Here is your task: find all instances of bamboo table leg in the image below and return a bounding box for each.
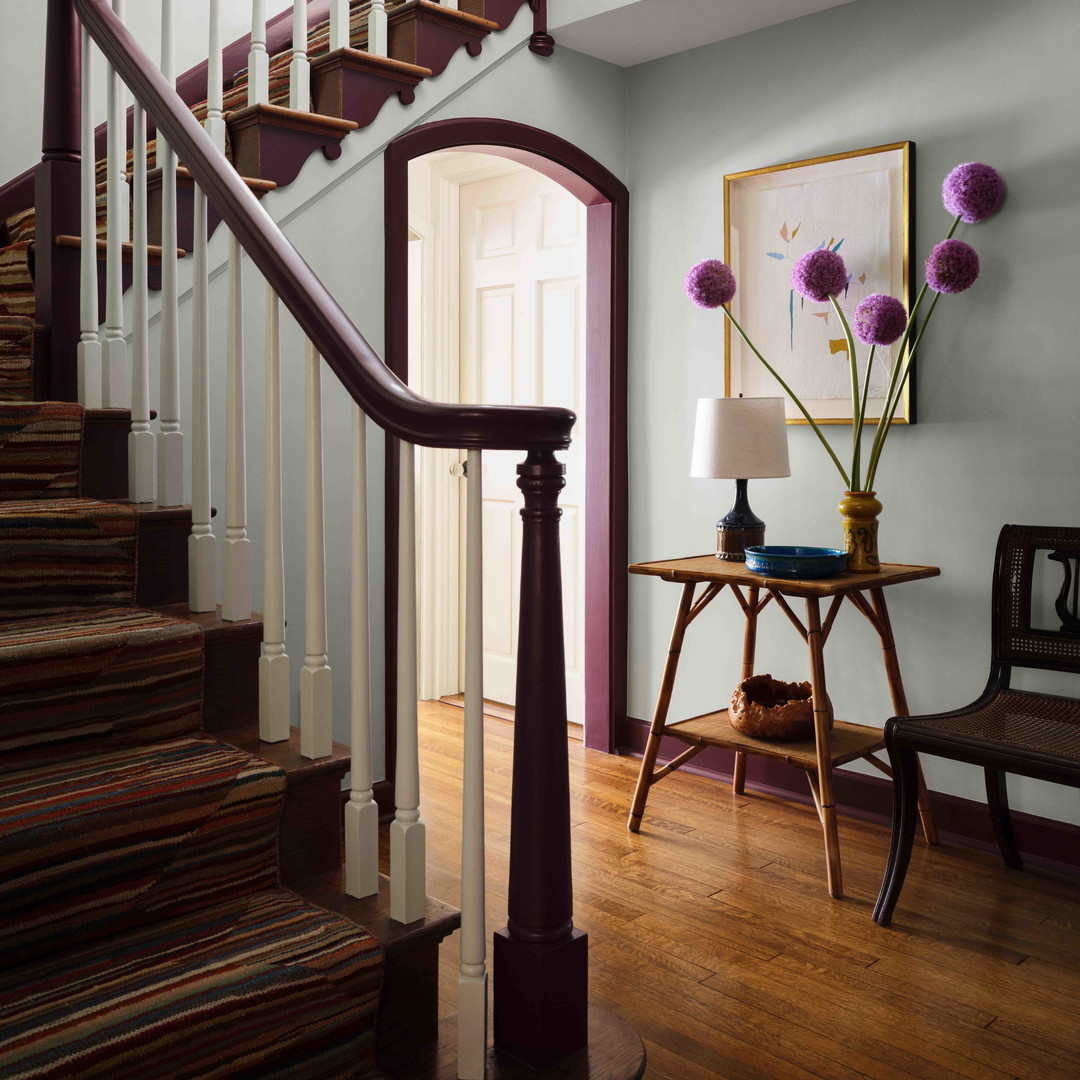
[627,582,696,833]
[806,597,843,898]
[870,588,939,845]
[731,585,760,796]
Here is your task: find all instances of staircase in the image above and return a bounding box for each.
[0,398,392,1076]
[0,1,646,1077]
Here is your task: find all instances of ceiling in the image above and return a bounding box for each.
[550,0,860,68]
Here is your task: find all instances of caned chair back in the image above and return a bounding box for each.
[992,524,1080,675]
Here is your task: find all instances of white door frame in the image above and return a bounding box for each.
[411,151,588,704]
[410,154,530,700]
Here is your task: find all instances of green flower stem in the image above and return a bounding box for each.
[857,344,876,487]
[722,305,850,488]
[865,282,927,477]
[829,296,861,489]
[864,215,959,476]
[865,290,942,490]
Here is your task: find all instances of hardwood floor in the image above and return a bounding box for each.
[408,701,1080,1080]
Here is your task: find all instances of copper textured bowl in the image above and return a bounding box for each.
[729,674,826,740]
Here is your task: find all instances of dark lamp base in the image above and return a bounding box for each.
[714,478,766,560]
[716,523,765,561]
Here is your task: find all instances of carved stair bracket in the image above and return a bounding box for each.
[387,0,498,76]
[311,49,432,128]
[145,166,276,251]
[226,104,359,190]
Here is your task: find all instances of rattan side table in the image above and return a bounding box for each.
[627,555,940,898]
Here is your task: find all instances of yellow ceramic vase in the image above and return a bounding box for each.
[839,490,882,573]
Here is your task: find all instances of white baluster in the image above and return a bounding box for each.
[222,235,252,622]
[205,0,226,152]
[329,0,349,51]
[391,440,426,924]
[103,0,128,408]
[458,447,487,1079]
[300,341,332,760]
[289,0,310,112]
[156,0,183,507]
[346,405,379,899]
[443,0,459,8]
[188,197,214,607]
[248,0,270,106]
[259,287,290,742]
[369,0,388,57]
[77,26,101,410]
[128,98,153,502]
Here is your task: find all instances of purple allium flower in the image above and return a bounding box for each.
[942,162,1005,224]
[791,248,848,302]
[852,294,908,346]
[685,259,736,308]
[925,239,980,294]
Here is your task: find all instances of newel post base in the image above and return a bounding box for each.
[493,449,588,1069]
[493,927,588,1068]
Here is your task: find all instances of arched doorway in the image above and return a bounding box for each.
[384,117,629,762]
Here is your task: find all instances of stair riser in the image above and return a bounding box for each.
[311,53,425,128]
[229,121,346,190]
[278,760,350,884]
[389,2,495,75]
[135,509,192,606]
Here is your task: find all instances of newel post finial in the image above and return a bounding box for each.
[493,449,588,1069]
[529,0,555,56]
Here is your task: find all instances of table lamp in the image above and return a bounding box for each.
[690,396,790,561]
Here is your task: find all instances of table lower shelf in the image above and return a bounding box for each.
[666,710,886,770]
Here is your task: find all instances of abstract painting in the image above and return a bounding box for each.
[724,143,913,425]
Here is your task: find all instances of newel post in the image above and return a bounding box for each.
[36,0,83,401]
[493,449,588,1069]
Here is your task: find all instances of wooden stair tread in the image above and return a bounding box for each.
[146,166,278,195]
[667,709,886,769]
[392,0,499,32]
[311,46,433,81]
[215,724,350,776]
[151,602,262,636]
[54,236,187,260]
[291,868,460,955]
[225,102,359,135]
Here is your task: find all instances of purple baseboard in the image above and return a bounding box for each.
[615,716,1080,878]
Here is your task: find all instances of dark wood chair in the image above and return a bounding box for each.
[873,524,1080,926]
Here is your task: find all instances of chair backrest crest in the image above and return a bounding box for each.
[992,524,1080,675]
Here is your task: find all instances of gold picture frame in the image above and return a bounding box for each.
[724,141,914,426]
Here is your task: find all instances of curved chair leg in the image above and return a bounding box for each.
[873,741,920,926]
[985,767,1023,870]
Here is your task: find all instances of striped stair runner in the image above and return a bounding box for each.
[0,403,383,1067]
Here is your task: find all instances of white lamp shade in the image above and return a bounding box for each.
[690,397,791,479]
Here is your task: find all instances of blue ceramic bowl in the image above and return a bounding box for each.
[743,546,848,579]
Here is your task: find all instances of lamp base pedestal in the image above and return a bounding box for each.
[716,522,764,561]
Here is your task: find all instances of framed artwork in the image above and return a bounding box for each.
[724,142,914,425]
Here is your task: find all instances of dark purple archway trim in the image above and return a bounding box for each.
[384,117,629,759]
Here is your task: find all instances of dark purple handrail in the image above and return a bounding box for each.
[72,0,574,452]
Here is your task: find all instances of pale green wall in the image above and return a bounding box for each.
[624,0,1080,824]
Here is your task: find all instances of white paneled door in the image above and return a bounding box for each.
[458,169,586,726]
